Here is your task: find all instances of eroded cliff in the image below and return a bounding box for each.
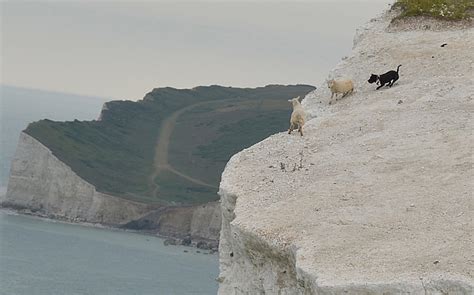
[218,10,473,294]
[2,132,222,246]
[122,201,221,249]
[2,132,150,225]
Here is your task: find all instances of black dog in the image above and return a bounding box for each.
[368,65,401,90]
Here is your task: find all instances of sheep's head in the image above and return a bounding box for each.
[327,79,335,88]
[288,96,301,107]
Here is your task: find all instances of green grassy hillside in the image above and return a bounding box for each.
[25,85,315,205]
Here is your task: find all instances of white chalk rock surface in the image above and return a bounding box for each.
[218,10,473,294]
[3,132,150,225]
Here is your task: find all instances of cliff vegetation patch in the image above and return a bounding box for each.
[393,0,473,20]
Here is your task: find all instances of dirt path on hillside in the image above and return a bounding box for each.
[149,101,216,197]
[149,96,278,197]
[149,98,246,197]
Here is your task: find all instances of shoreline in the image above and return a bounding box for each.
[0,208,218,255]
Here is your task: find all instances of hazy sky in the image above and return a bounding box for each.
[1,1,391,100]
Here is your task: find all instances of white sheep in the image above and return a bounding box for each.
[288,96,305,136]
[327,79,354,104]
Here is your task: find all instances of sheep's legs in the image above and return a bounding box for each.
[343,88,354,97]
[289,123,303,136]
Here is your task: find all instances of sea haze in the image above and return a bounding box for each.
[0,85,108,188]
[0,211,218,295]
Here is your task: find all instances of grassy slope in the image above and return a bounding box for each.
[394,0,473,20]
[25,85,315,205]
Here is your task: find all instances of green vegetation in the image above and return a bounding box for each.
[394,0,473,20]
[194,110,289,162]
[25,85,315,205]
[153,169,216,204]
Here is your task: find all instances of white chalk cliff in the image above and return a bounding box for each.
[3,132,222,245]
[218,10,473,294]
[2,132,151,225]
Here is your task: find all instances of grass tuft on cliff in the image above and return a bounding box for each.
[25,85,315,205]
[393,0,473,20]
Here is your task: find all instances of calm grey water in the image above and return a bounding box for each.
[0,211,218,295]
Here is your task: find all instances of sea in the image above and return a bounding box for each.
[0,85,218,294]
[0,210,218,295]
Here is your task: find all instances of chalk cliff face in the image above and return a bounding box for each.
[2,132,150,225]
[2,132,221,244]
[0,133,221,245]
[218,10,473,295]
[191,202,222,241]
[122,201,221,246]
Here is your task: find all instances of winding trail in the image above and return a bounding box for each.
[149,99,238,197]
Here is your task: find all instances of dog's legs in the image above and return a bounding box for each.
[390,77,399,87]
[376,83,385,90]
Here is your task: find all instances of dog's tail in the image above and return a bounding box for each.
[396,64,402,73]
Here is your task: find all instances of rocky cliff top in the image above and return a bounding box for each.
[219,10,473,292]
